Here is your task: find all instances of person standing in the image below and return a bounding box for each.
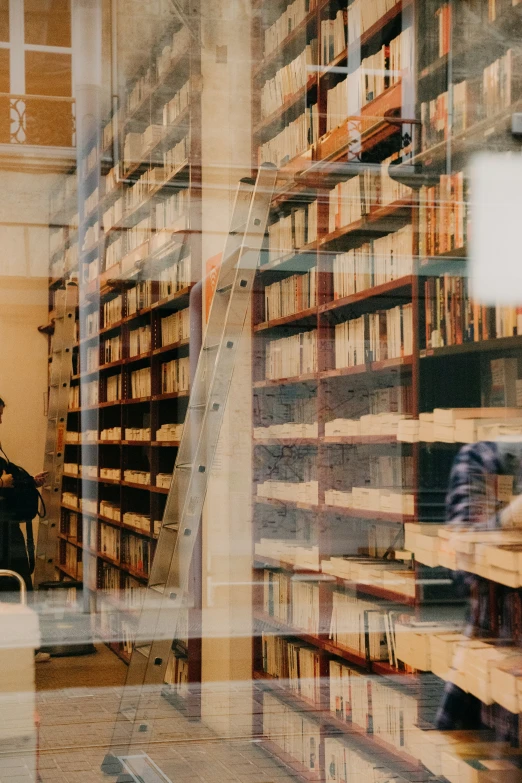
[0,398,46,592]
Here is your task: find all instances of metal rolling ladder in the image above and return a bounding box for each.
[102,163,277,783]
[34,281,78,587]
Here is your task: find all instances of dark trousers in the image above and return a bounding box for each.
[0,518,33,598]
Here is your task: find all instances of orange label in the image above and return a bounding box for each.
[56,423,65,453]
[205,253,222,323]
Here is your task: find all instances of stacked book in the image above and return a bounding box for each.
[325,412,410,438]
[397,407,522,443]
[255,539,320,570]
[262,693,321,781]
[100,427,121,441]
[156,423,184,441]
[254,421,318,439]
[263,267,317,322]
[123,470,150,485]
[156,474,172,489]
[257,479,319,505]
[125,427,151,441]
[260,41,317,118]
[100,501,120,521]
[122,512,151,534]
[321,556,416,598]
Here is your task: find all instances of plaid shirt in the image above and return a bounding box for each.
[435,441,518,738]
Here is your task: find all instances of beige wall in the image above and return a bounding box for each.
[0,171,63,485]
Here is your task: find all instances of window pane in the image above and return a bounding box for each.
[0,0,9,42]
[25,51,71,96]
[24,52,73,145]
[24,0,71,47]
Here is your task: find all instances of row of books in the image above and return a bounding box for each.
[164,652,189,697]
[161,356,190,394]
[263,268,317,321]
[324,486,414,515]
[124,427,150,441]
[85,310,99,337]
[129,324,151,357]
[261,635,321,705]
[100,562,120,595]
[325,736,408,783]
[397,405,522,445]
[123,470,150,485]
[257,479,319,505]
[162,79,190,126]
[104,334,122,364]
[128,280,152,315]
[262,693,320,779]
[159,255,191,299]
[62,511,79,540]
[104,295,123,328]
[161,308,190,346]
[102,195,124,233]
[62,542,82,578]
[424,275,522,349]
[334,304,413,368]
[107,374,122,402]
[100,523,120,562]
[332,225,413,299]
[346,0,401,45]
[121,534,151,575]
[320,10,345,65]
[99,500,120,521]
[155,189,189,232]
[267,200,318,262]
[265,330,317,379]
[329,659,417,752]
[164,135,189,177]
[328,160,412,234]
[260,41,317,119]
[419,173,466,260]
[263,570,408,663]
[130,367,151,398]
[258,104,319,167]
[264,0,316,56]
[253,422,318,439]
[346,28,411,111]
[325,412,409,438]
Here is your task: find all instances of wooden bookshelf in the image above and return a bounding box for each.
[249,0,522,779]
[45,10,202,718]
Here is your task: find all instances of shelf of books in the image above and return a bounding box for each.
[251,0,522,781]
[45,11,202,717]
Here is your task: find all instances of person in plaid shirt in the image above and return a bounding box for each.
[435,439,522,738]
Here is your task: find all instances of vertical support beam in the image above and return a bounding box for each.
[72,0,102,609]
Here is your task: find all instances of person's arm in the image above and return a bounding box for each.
[33,472,47,488]
[445,441,501,529]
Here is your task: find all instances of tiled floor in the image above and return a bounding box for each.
[35,645,298,783]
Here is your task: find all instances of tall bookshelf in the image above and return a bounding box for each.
[250,0,522,781]
[45,10,203,717]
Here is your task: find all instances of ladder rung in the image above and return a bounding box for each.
[135,644,151,659]
[149,584,166,595]
[189,403,205,410]
[119,708,137,723]
[204,343,219,351]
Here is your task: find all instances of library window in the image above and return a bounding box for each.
[2,2,522,783]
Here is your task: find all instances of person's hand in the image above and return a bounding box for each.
[33,472,47,488]
[0,471,13,488]
[501,492,522,528]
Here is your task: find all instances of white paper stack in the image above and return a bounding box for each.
[398,418,420,442]
[324,418,360,437]
[156,423,184,441]
[257,480,319,505]
[253,422,318,439]
[404,522,442,567]
[394,621,459,671]
[324,489,353,508]
[413,416,431,446]
[409,728,503,778]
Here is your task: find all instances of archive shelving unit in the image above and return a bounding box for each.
[44,8,203,717]
[250,0,522,780]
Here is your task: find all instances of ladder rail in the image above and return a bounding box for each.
[34,282,78,587]
[103,164,277,778]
